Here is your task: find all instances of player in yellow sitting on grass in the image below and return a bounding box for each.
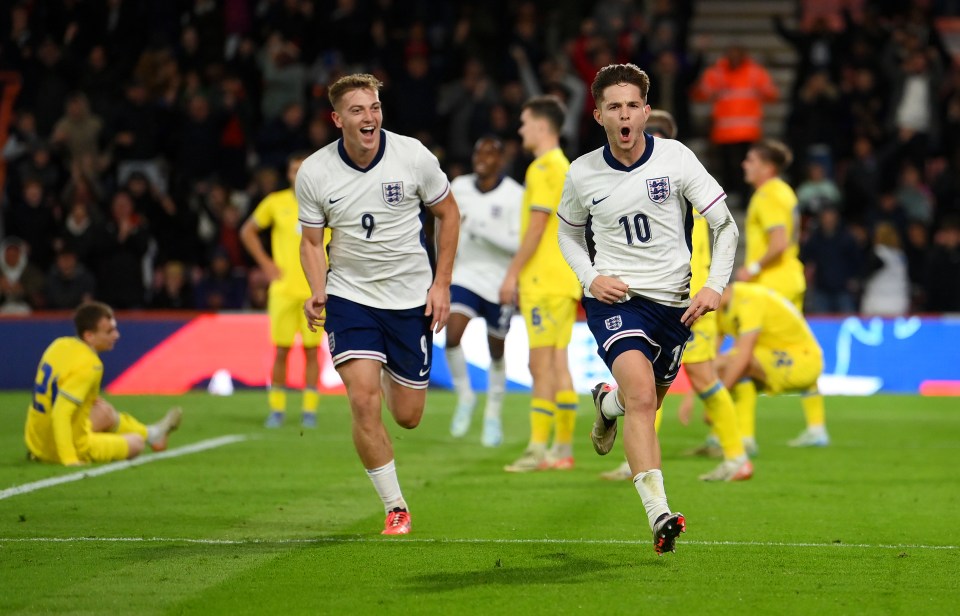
[24,301,182,466]
[499,95,582,472]
[599,110,751,483]
[715,282,829,448]
[241,151,331,429]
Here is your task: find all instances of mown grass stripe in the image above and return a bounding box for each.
[0,435,248,501]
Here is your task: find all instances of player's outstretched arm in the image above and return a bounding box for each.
[426,192,460,333]
[50,395,83,466]
[300,226,328,332]
[737,225,787,281]
[721,331,759,390]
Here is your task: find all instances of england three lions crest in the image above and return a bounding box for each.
[382,181,404,206]
[646,177,670,204]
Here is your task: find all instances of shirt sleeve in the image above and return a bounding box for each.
[526,162,561,215]
[556,173,597,290]
[51,368,97,465]
[556,169,588,227]
[415,144,451,207]
[756,189,789,231]
[295,161,326,228]
[251,194,274,229]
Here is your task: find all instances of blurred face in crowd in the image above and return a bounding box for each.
[593,82,650,158]
[332,87,382,160]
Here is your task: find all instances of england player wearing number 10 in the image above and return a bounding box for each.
[297,74,460,536]
[557,64,739,555]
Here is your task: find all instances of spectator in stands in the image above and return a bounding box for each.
[49,93,105,178]
[150,260,195,310]
[773,14,842,98]
[904,221,930,311]
[0,236,44,314]
[112,79,165,191]
[4,176,56,271]
[861,222,910,316]
[692,44,779,207]
[57,198,101,268]
[924,216,960,312]
[800,206,861,314]
[93,190,150,309]
[195,248,247,311]
[255,101,309,173]
[896,162,933,225]
[796,160,842,216]
[127,172,198,267]
[43,248,96,310]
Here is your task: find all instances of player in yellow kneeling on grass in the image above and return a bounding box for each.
[715,282,829,448]
[25,301,182,466]
[599,110,751,483]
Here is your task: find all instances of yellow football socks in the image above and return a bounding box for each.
[699,380,745,459]
[268,387,287,414]
[115,413,148,440]
[302,388,319,414]
[801,390,826,428]
[732,379,758,441]
[530,397,556,445]
[554,390,578,446]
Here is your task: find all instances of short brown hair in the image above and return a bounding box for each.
[74,301,113,337]
[646,109,677,139]
[521,95,566,135]
[328,73,383,109]
[750,139,793,171]
[591,64,650,106]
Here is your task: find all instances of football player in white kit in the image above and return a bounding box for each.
[447,136,523,446]
[557,64,739,554]
[298,74,461,536]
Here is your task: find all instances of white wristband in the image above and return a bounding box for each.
[746,262,761,276]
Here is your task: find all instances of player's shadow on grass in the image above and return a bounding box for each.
[406,551,661,591]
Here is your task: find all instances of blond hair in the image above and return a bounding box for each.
[328,74,383,110]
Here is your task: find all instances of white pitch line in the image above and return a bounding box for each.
[0,435,248,501]
[0,536,956,551]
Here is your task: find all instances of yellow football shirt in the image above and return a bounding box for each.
[520,148,581,299]
[744,177,806,302]
[717,283,819,351]
[252,188,326,299]
[24,337,102,465]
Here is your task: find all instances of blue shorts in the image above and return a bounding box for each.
[450,285,514,339]
[583,296,691,386]
[324,295,433,389]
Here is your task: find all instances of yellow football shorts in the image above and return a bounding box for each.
[752,345,823,394]
[268,291,322,348]
[681,310,717,364]
[519,293,577,349]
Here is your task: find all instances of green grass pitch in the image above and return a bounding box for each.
[1,390,958,615]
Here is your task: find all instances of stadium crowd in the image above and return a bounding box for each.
[1,0,959,316]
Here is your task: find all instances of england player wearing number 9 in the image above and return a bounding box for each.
[557,64,739,555]
[297,74,460,536]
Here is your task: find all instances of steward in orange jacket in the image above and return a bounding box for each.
[693,46,779,145]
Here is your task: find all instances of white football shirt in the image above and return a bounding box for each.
[557,134,738,307]
[450,174,523,303]
[296,130,451,310]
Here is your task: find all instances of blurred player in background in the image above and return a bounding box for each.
[558,64,739,553]
[734,140,827,449]
[241,151,330,429]
[298,74,460,535]
[25,301,182,466]
[716,282,828,447]
[447,136,523,447]
[499,95,582,472]
[599,110,751,483]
